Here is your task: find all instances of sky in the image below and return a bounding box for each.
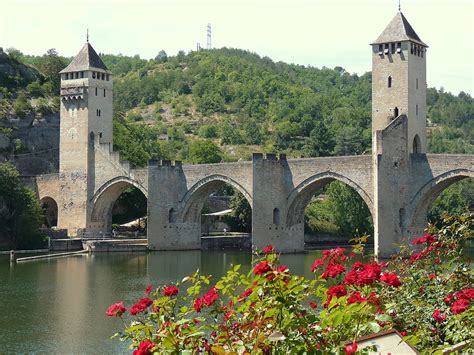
[1,0,473,95]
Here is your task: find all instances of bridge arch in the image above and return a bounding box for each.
[181,174,252,223]
[40,196,58,227]
[89,176,148,231]
[286,171,373,227]
[408,169,473,231]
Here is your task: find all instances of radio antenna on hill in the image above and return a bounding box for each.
[207,23,212,50]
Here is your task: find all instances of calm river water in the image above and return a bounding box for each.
[0,250,324,354]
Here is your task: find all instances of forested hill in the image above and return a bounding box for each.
[106,48,474,165]
[1,47,473,167]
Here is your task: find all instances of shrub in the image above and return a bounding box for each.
[12,92,32,118]
[107,213,473,353]
[35,98,51,116]
[26,81,44,97]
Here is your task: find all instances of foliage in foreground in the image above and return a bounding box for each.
[0,163,45,249]
[107,213,473,354]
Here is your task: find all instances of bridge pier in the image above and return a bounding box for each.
[252,153,304,253]
[147,160,201,251]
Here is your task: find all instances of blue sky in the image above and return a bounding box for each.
[1,0,473,95]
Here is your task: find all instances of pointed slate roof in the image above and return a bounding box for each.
[372,12,428,47]
[60,42,109,73]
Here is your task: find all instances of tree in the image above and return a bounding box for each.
[326,181,372,236]
[428,179,473,222]
[303,120,334,157]
[37,48,68,95]
[155,50,168,63]
[224,191,252,232]
[188,139,222,164]
[0,163,44,249]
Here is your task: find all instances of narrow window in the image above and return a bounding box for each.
[413,135,420,154]
[397,42,401,49]
[92,72,96,79]
[421,48,424,58]
[106,74,110,81]
[391,43,395,54]
[80,71,84,78]
[416,78,419,90]
[388,76,392,88]
[99,132,103,139]
[75,72,78,79]
[169,208,176,223]
[416,104,418,116]
[410,43,414,54]
[378,44,383,53]
[394,107,399,117]
[399,208,405,228]
[103,89,106,97]
[273,208,280,225]
[95,87,98,96]
[101,73,105,80]
[65,73,69,80]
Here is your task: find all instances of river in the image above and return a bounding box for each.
[0,250,324,354]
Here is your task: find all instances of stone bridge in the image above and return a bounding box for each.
[31,117,473,257]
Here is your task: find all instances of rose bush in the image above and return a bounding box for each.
[107,213,473,353]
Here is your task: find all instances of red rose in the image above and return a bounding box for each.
[327,285,347,298]
[162,285,179,296]
[428,273,436,279]
[351,262,364,271]
[275,265,289,273]
[239,287,253,300]
[321,264,346,279]
[194,287,219,313]
[133,340,155,355]
[254,260,272,275]
[224,311,233,321]
[432,309,447,322]
[262,245,274,253]
[309,301,317,309]
[145,284,153,295]
[456,288,474,300]
[344,341,358,355]
[130,298,153,315]
[409,251,425,263]
[451,299,470,314]
[347,291,366,305]
[400,331,407,336]
[411,234,435,245]
[444,293,454,305]
[194,298,204,313]
[310,258,325,272]
[367,292,380,306]
[344,262,381,286]
[203,287,218,306]
[380,272,401,287]
[106,302,126,317]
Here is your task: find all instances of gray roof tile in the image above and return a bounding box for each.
[372,12,427,47]
[60,42,109,73]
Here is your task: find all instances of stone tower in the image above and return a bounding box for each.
[58,41,113,235]
[371,11,428,154]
